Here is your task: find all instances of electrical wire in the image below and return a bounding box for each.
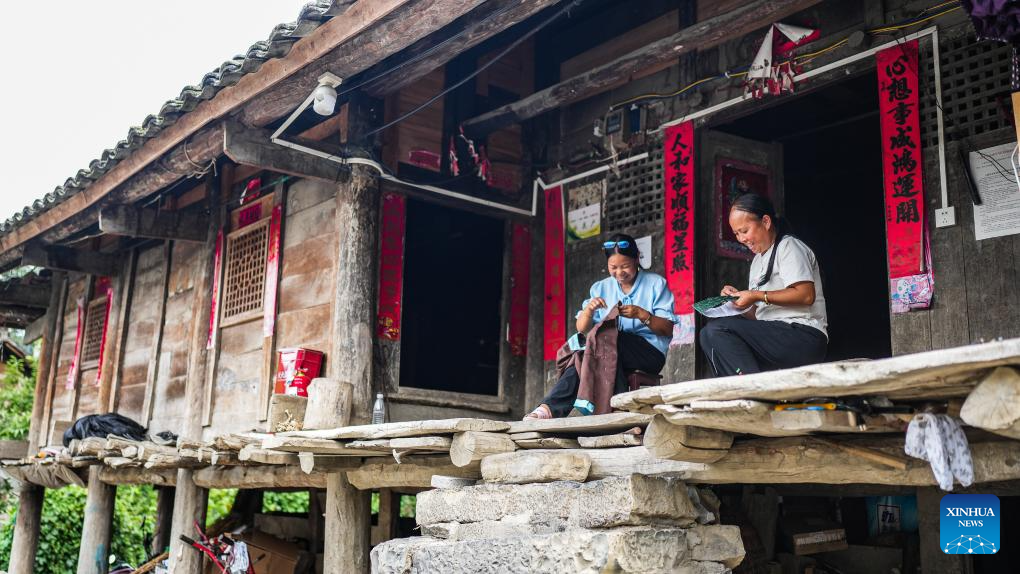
[606,3,962,112]
[361,0,585,139]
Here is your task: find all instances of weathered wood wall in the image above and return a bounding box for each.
[148,242,203,435]
[115,245,166,422]
[45,276,88,443]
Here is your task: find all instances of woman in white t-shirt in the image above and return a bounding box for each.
[700,193,828,376]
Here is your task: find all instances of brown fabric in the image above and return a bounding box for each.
[555,306,621,415]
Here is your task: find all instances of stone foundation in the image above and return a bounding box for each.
[372,475,744,573]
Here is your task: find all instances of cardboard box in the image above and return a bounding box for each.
[203,530,301,574]
[782,517,848,556]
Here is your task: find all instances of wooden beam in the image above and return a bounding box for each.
[224,122,348,182]
[99,205,208,242]
[21,244,119,277]
[0,440,29,460]
[362,0,563,97]
[450,431,515,467]
[95,466,177,486]
[0,283,51,308]
[462,0,822,134]
[26,270,64,449]
[507,412,651,435]
[614,338,1020,411]
[556,438,1020,486]
[282,418,511,440]
[346,456,482,490]
[192,465,329,489]
[23,312,48,344]
[0,306,43,328]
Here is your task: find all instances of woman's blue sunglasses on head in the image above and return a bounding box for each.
[603,240,631,249]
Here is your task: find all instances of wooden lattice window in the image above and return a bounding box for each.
[81,298,108,366]
[605,147,665,233]
[221,218,270,325]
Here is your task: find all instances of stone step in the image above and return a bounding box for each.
[416,475,700,531]
[371,525,744,574]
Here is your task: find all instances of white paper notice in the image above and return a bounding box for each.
[699,302,747,318]
[636,235,652,269]
[969,142,1020,241]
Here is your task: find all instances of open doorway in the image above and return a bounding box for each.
[715,72,892,361]
[399,199,505,395]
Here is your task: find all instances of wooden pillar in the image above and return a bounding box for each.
[27,271,66,447]
[324,473,370,574]
[7,484,44,574]
[76,466,116,574]
[371,488,397,546]
[167,470,209,573]
[328,166,379,425]
[151,486,175,556]
[917,487,973,574]
[168,175,220,574]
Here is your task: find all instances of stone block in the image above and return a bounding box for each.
[371,527,691,574]
[415,481,581,529]
[480,450,591,484]
[687,524,745,568]
[577,474,698,528]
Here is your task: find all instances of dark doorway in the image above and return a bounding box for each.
[399,199,505,395]
[717,72,892,361]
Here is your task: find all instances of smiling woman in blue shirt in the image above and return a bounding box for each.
[525,233,677,419]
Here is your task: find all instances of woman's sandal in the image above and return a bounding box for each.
[523,404,553,420]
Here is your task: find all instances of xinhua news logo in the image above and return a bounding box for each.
[940,494,1000,555]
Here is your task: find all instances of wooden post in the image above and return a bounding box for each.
[7,484,44,574]
[142,240,172,426]
[328,166,379,425]
[167,470,209,573]
[917,487,972,574]
[76,466,116,574]
[28,270,66,448]
[168,175,220,574]
[151,486,175,557]
[324,473,370,574]
[371,488,397,546]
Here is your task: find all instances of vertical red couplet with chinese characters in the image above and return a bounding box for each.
[663,122,696,316]
[207,230,223,349]
[543,187,566,361]
[377,193,407,340]
[263,205,283,337]
[877,40,925,279]
[92,277,114,385]
[66,297,85,389]
[508,223,531,356]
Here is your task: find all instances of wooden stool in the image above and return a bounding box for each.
[626,371,662,392]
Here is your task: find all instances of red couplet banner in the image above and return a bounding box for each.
[263,205,283,337]
[92,277,114,385]
[207,230,224,349]
[66,297,85,390]
[544,186,566,361]
[663,121,696,314]
[508,222,531,356]
[377,193,406,340]
[877,40,925,278]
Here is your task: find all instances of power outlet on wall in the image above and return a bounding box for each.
[935,206,956,228]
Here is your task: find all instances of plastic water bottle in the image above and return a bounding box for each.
[371,393,386,425]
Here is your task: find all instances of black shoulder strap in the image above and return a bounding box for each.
[755,234,792,289]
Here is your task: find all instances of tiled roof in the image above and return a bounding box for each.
[0,0,348,236]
